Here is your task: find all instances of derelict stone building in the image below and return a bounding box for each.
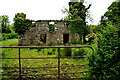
[19,20,80,45]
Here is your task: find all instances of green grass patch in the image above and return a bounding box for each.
[0,39,18,46]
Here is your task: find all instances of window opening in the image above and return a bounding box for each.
[48,21,55,32]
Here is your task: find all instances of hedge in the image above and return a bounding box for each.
[1,33,18,40]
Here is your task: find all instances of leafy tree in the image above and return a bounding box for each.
[89,23,120,80]
[101,1,120,26]
[69,18,85,42]
[13,13,32,34]
[68,2,83,20]
[8,24,15,33]
[1,15,11,33]
[89,1,120,79]
[63,1,91,43]
[69,2,91,20]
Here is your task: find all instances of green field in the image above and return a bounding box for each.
[1,39,92,79]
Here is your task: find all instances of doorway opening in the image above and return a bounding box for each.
[40,34,46,43]
[63,34,69,44]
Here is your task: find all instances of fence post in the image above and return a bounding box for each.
[18,48,21,80]
[58,48,60,80]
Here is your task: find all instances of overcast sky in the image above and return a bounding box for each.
[0,0,116,25]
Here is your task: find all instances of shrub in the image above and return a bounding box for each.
[2,33,18,40]
[60,48,72,57]
[60,48,88,57]
[89,24,120,80]
[72,48,86,56]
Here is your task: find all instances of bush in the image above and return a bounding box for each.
[60,48,72,57]
[89,24,120,80]
[2,33,18,40]
[60,48,88,57]
[72,48,86,56]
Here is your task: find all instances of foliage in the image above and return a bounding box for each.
[8,25,15,33]
[62,2,91,43]
[101,1,120,27]
[49,24,54,32]
[86,25,100,46]
[101,1,120,38]
[89,23,120,80]
[69,18,85,36]
[89,1,120,80]
[60,48,72,57]
[0,15,12,33]
[69,2,86,20]
[13,13,32,34]
[60,47,91,58]
[2,33,18,40]
[72,48,86,56]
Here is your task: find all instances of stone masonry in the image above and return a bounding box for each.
[19,20,80,45]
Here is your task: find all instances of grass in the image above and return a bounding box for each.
[1,39,92,79]
[0,39,18,46]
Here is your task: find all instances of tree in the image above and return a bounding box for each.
[89,23,120,80]
[100,1,120,27]
[69,18,85,42]
[100,1,120,41]
[89,1,120,79]
[63,1,91,43]
[1,15,11,33]
[13,13,32,34]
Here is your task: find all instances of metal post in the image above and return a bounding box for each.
[18,48,21,80]
[58,48,60,80]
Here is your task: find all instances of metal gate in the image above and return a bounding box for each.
[0,46,93,80]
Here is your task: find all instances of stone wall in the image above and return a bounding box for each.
[19,20,80,45]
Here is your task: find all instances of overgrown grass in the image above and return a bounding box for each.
[1,39,92,79]
[0,39,18,46]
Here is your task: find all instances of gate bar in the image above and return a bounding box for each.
[58,48,60,79]
[0,46,91,49]
[0,56,85,59]
[18,48,21,80]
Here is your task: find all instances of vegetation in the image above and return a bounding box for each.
[1,33,18,40]
[49,24,55,32]
[0,15,14,33]
[13,13,32,34]
[89,1,120,80]
[69,18,86,43]
[62,2,91,43]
